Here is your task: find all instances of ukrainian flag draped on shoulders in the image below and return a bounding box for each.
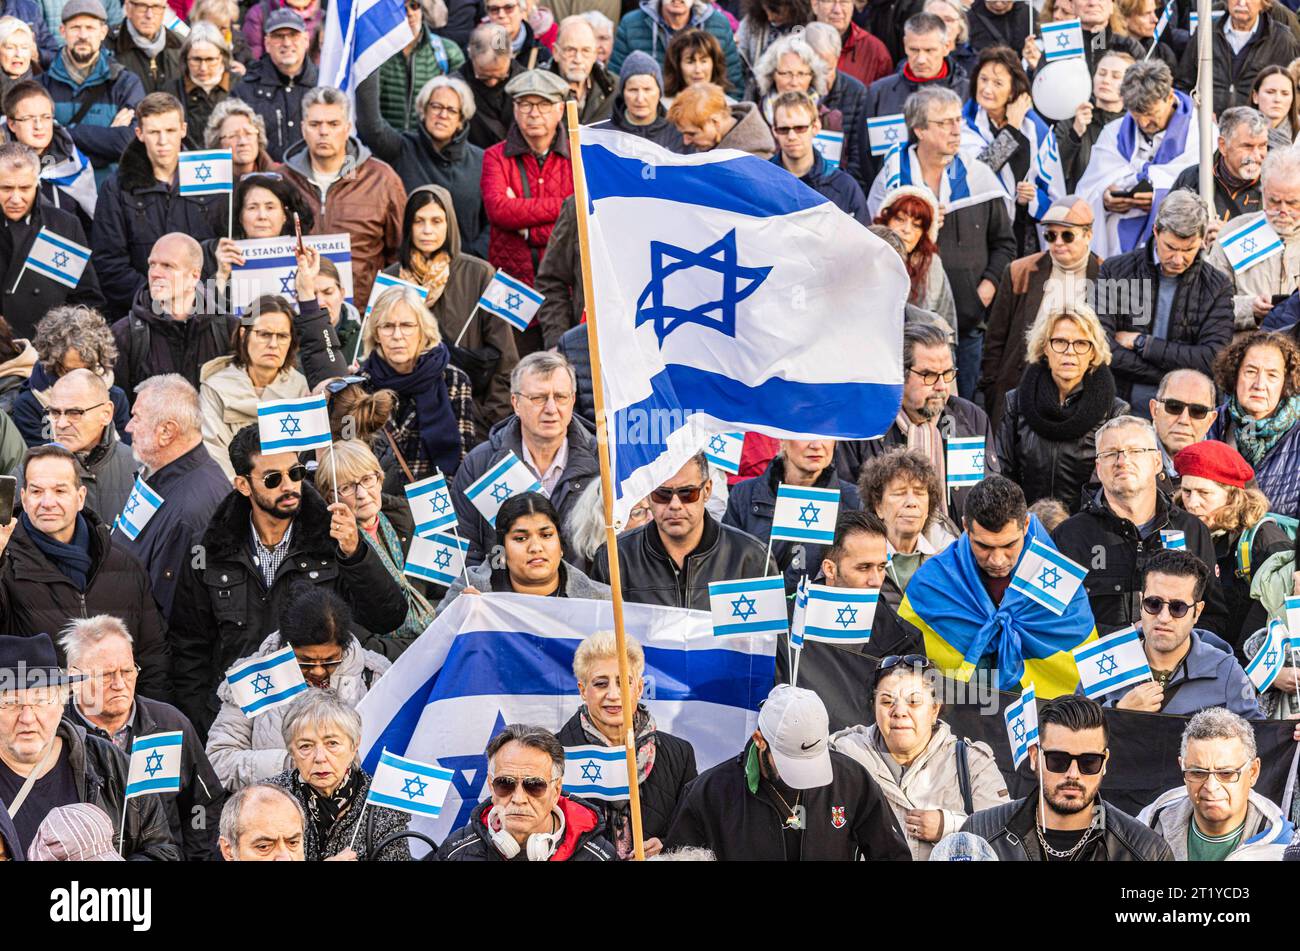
[898,515,1096,697]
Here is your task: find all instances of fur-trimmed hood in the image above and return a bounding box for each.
[199,480,339,563]
[116,137,168,193]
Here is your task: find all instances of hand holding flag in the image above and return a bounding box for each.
[1072,625,1151,699]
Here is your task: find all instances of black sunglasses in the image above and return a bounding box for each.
[1044,228,1085,245]
[1041,750,1106,775]
[873,654,932,689]
[491,775,552,798]
[258,464,308,489]
[1157,398,1213,421]
[1141,596,1197,619]
[650,483,705,504]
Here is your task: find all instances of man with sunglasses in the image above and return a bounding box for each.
[1138,707,1292,860]
[169,424,408,736]
[769,91,869,223]
[963,695,1173,860]
[589,451,773,611]
[1149,369,1218,486]
[1092,549,1263,718]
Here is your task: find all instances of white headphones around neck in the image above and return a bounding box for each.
[487,805,566,861]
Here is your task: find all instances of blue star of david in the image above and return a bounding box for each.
[279,269,297,294]
[1038,565,1061,590]
[401,775,428,800]
[439,711,507,830]
[1266,649,1279,667]
[53,250,69,269]
[797,502,820,528]
[884,126,900,142]
[144,750,164,777]
[1096,653,1118,677]
[708,435,727,454]
[635,230,772,346]
[972,451,986,470]
[579,760,602,781]
[504,292,523,311]
[1012,720,1026,741]
[1241,236,1257,253]
[124,495,139,516]
[279,415,302,436]
[1055,31,1070,47]
[490,481,512,503]
[251,673,273,696]
[730,594,758,622]
[432,548,453,569]
[195,163,212,182]
[835,605,858,628]
[431,492,450,514]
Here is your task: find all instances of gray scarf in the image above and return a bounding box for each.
[60,48,96,86]
[127,18,167,59]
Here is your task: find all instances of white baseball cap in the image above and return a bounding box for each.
[757,684,833,790]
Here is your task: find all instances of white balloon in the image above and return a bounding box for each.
[1031,58,1094,121]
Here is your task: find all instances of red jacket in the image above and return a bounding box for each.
[839,22,894,88]
[481,124,575,287]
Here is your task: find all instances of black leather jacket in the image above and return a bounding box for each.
[961,796,1173,861]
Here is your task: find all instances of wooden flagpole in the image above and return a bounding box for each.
[565,101,646,861]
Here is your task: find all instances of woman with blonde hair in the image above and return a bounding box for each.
[0,17,36,97]
[995,301,1129,512]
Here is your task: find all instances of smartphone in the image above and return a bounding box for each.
[1113,180,1153,199]
[0,475,14,526]
[293,212,305,255]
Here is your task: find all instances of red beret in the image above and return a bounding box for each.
[1173,441,1254,489]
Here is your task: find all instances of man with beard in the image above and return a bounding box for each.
[168,424,408,736]
[549,16,613,124]
[962,695,1174,860]
[1171,107,1267,229]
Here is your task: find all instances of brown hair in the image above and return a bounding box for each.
[969,45,1031,109]
[136,91,185,122]
[327,382,397,440]
[1212,331,1300,404]
[1174,484,1270,534]
[230,295,300,373]
[21,443,80,487]
[857,448,943,533]
[663,29,732,96]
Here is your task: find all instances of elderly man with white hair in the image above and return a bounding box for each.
[62,614,225,860]
[549,15,614,124]
[1170,106,1267,228]
[218,783,306,861]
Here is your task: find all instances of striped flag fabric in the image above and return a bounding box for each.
[226,645,308,717]
[812,130,843,169]
[1246,620,1290,693]
[1219,217,1284,273]
[1041,18,1085,62]
[463,451,542,526]
[946,436,986,487]
[1287,594,1300,640]
[1188,9,1224,32]
[1072,625,1152,699]
[1005,683,1038,769]
[178,149,233,196]
[771,484,840,545]
[22,227,90,289]
[803,583,876,643]
[113,477,163,542]
[562,746,631,800]
[1159,529,1186,551]
[790,575,808,649]
[124,731,183,799]
[319,0,414,95]
[366,750,454,818]
[404,532,470,587]
[367,271,428,317]
[703,432,744,474]
[476,270,545,332]
[709,576,788,638]
[1150,3,1171,46]
[405,472,457,537]
[867,114,907,156]
[1008,538,1088,616]
[257,395,332,452]
[165,8,190,34]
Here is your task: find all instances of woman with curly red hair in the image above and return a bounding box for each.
[874,186,957,340]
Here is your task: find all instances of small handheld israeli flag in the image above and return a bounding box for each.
[563,746,631,800]
[1072,625,1152,699]
[790,576,809,649]
[1159,529,1186,551]
[1041,18,1085,62]
[1219,217,1284,273]
[867,114,908,157]
[1150,3,1171,46]
[405,472,457,537]
[178,149,233,196]
[709,576,788,637]
[1189,9,1225,32]
[367,750,454,818]
[1246,620,1290,692]
[703,432,744,474]
[124,731,183,798]
[1005,683,1039,769]
[21,227,90,289]
[476,270,544,332]
[812,130,843,168]
[804,583,877,643]
[226,644,308,718]
[1287,594,1300,640]
[771,484,840,545]
[367,271,428,317]
[1009,537,1088,616]
[463,450,542,525]
[946,436,986,487]
[113,477,163,541]
[404,532,469,586]
[165,8,190,35]
[257,394,332,452]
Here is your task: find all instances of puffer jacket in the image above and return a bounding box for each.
[609,0,743,91]
[111,22,184,94]
[1141,787,1295,860]
[1175,10,1300,114]
[40,51,143,170]
[376,28,465,132]
[1207,404,1300,519]
[198,356,308,481]
[836,21,893,88]
[206,632,391,791]
[435,795,617,861]
[232,54,320,162]
[962,795,1174,861]
[830,720,1010,860]
[110,285,239,395]
[436,558,610,615]
[266,766,410,860]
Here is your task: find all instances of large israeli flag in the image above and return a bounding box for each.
[357,593,776,850]
[579,127,909,524]
[319,0,414,96]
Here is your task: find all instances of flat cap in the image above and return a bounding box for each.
[505,68,571,103]
[62,0,108,21]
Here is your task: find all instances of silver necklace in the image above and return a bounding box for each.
[1035,820,1093,860]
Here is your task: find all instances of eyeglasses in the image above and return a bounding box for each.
[1156,398,1213,420]
[517,390,574,408]
[188,55,223,67]
[907,367,957,386]
[877,654,932,674]
[1044,228,1086,244]
[1096,447,1157,464]
[485,1,518,11]
[1048,337,1094,354]
[490,775,553,798]
[0,691,65,711]
[1182,762,1250,786]
[377,321,420,337]
[1041,750,1107,775]
[256,464,308,488]
[773,123,811,136]
[337,471,381,498]
[249,329,292,345]
[426,102,461,117]
[1141,596,1197,619]
[46,402,106,421]
[650,483,705,504]
[10,113,53,125]
[71,665,140,686]
[221,128,259,143]
[628,505,651,521]
[774,69,813,81]
[515,99,557,115]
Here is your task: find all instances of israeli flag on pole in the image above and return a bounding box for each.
[1008,537,1088,616]
[357,593,775,851]
[124,731,183,799]
[703,432,744,474]
[23,228,90,289]
[803,583,876,643]
[1151,3,1171,46]
[367,750,454,818]
[367,271,428,317]
[1072,625,1152,699]
[579,126,908,525]
[771,484,839,544]
[476,270,545,332]
[178,150,232,196]
[867,114,908,156]
[1287,594,1300,640]
[812,130,843,169]
[165,8,189,34]
[113,477,163,541]
[1041,18,1085,61]
[319,0,414,96]
[257,395,332,452]
[463,450,542,525]
[946,436,986,487]
[709,576,788,637]
[404,532,469,587]
[1219,217,1284,273]
[790,576,808,649]
[405,472,457,537]
[1189,9,1224,32]
[1246,620,1290,692]
[563,746,631,800]
[1159,529,1186,551]
[226,645,308,717]
[1005,683,1038,769]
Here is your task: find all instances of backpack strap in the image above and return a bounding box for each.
[955,738,974,816]
[1236,513,1300,580]
[513,156,542,277]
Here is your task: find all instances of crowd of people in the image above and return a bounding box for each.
[1,0,1300,864]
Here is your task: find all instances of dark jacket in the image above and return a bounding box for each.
[860,58,969,183]
[232,54,320,162]
[2,0,57,69]
[1215,519,1295,650]
[588,512,773,611]
[40,51,144,170]
[968,0,1030,53]
[609,0,743,90]
[457,58,525,149]
[590,97,686,152]
[450,414,598,566]
[1207,404,1300,519]
[1092,630,1266,718]
[1095,244,1235,406]
[0,796,20,860]
[1175,11,1300,114]
[555,322,593,425]
[92,138,227,317]
[11,362,131,448]
[551,58,615,125]
[434,795,617,861]
[111,23,185,94]
[267,767,410,861]
[0,200,105,340]
[74,694,225,860]
[772,149,870,224]
[1052,488,1230,637]
[171,72,233,151]
[938,189,1016,336]
[961,795,1173,861]
[0,510,170,700]
[111,285,238,396]
[664,741,911,861]
[534,195,583,348]
[167,484,409,733]
[857,0,926,62]
[555,708,698,847]
[1171,157,1263,222]
[978,250,1103,427]
[819,70,869,190]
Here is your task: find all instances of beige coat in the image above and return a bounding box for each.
[199,355,308,480]
[831,720,1010,860]
[1206,211,1300,331]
